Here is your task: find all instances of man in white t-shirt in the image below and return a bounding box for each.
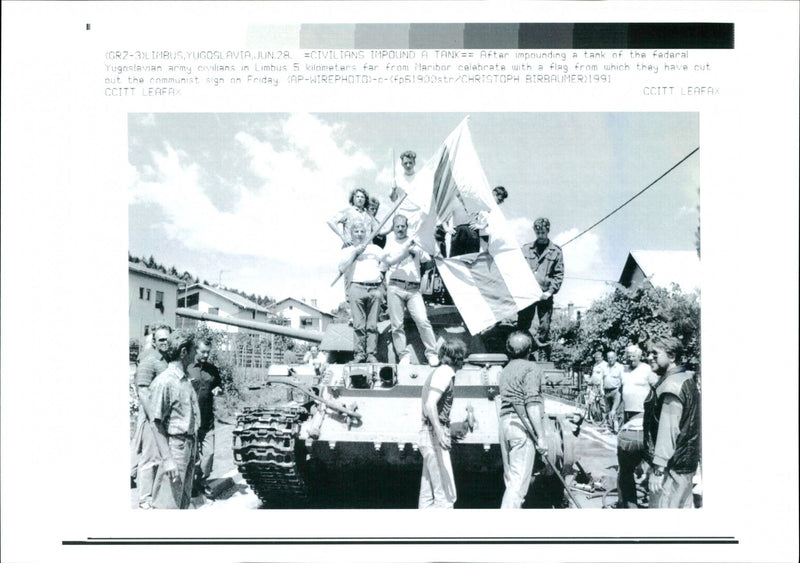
[390,150,424,236]
[418,339,467,509]
[616,345,659,422]
[338,221,384,363]
[615,344,659,508]
[382,214,439,366]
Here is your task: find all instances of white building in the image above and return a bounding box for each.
[177,283,272,332]
[129,262,182,344]
[269,297,334,333]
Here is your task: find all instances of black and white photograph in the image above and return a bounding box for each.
[2,2,798,562]
[127,112,701,511]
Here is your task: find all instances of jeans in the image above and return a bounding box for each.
[387,285,437,360]
[418,426,456,508]
[349,283,381,360]
[500,415,536,509]
[616,420,645,508]
[650,470,695,508]
[152,435,196,509]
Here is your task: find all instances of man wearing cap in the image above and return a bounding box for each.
[519,217,564,360]
[339,221,385,362]
[497,331,548,508]
[382,214,439,366]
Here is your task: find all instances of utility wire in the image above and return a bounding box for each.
[561,147,700,248]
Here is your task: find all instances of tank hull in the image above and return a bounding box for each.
[233,360,580,508]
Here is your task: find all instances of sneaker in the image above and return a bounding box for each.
[427,355,440,367]
[138,502,152,510]
[398,355,411,365]
[366,355,378,363]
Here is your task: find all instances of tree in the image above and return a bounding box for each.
[560,282,700,373]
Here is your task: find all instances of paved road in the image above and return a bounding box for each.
[131,418,620,510]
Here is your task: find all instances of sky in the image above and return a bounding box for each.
[128,112,699,313]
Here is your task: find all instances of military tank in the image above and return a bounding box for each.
[178,304,582,509]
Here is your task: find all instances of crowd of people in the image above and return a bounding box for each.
[585,338,701,509]
[130,325,220,509]
[331,149,565,364]
[130,149,699,511]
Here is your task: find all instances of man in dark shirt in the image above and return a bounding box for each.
[187,337,221,496]
[497,331,547,508]
[518,217,564,360]
[643,336,701,508]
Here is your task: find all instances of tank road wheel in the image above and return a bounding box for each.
[232,405,311,508]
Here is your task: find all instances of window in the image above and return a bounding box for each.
[208,307,219,315]
[146,289,151,300]
[301,317,314,327]
[179,293,199,308]
[143,324,150,337]
[155,291,164,307]
[139,287,145,299]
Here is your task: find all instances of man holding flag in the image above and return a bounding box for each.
[338,221,384,363]
[518,217,564,360]
[409,117,543,336]
[382,214,439,366]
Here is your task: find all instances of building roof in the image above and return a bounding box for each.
[184,283,272,313]
[618,250,700,292]
[271,297,334,318]
[129,261,182,285]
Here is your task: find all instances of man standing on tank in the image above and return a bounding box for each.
[149,329,201,509]
[390,150,424,236]
[643,336,701,509]
[497,331,548,508]
[382,214,439,366]
[418,338,467,508]
[519,218,564,360]
[339,220,384,362]
[188,336,221,498]
[131,323,172,509]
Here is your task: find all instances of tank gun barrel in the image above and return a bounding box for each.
[175,308,324,343]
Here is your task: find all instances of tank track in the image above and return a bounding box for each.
[232,405,310,507]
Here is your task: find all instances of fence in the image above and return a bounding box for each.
[214,330,298,368]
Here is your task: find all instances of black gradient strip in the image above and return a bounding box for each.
[345,23,734,49]
[64,536,739,546]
